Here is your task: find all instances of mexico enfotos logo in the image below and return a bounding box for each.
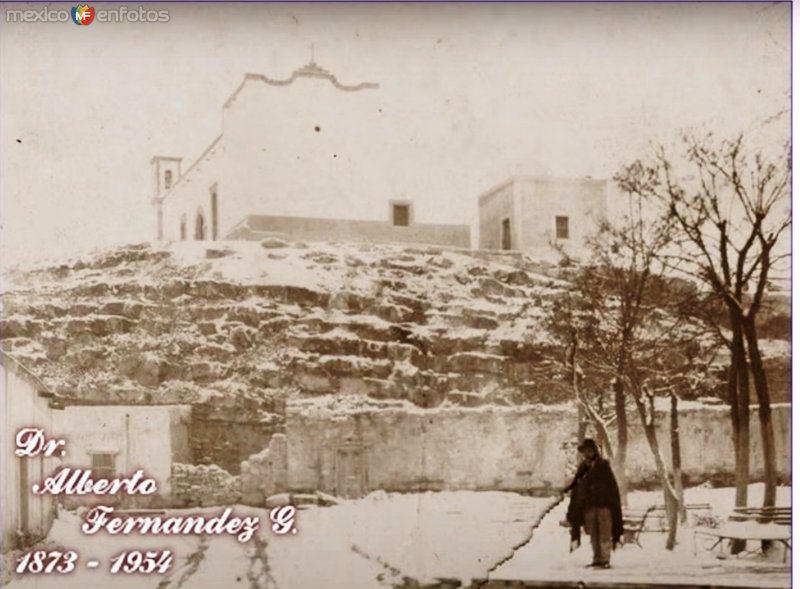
[71,5,95,25]
[5,5,170,24]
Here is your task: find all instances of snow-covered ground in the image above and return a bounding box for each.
[491,483,791,588]
[5,486,790,588]
[270,491,555,587]
[5,491,552,589]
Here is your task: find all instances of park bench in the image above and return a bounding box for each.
[729,506,791,525]
[623,503,712,547]
[694,506,791,562]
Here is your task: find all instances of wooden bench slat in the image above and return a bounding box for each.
[728,505,791,527]
[649,503,712,511]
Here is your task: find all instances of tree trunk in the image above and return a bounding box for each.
[669,391,686,523]
[662,483,680,552]
[568,330,588,443]
[613,377,629,505]
[577,403,588,443]
[742,314,778,508]
[633,387,680,550]
[729,322,751,554]
[731,322,751,508]
[567,328,613,461]
[577,393,614,461]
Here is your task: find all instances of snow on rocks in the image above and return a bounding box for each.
[170,462,242,507]
[1,239,743,414]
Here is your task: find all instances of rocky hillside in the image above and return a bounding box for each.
[3,239,790,473]
[1,240,580,416]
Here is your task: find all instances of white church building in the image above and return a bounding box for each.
[150,59,471,249]
[150,58,610,257]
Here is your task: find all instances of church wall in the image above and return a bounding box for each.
[159,71,475,247]
[221,76,413,224]
[161,141,226,242]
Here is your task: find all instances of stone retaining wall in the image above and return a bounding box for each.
[240,402,790,499]
[240,434,288,505]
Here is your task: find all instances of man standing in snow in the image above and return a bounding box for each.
[563,438,623,568]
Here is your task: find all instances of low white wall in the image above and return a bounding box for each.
[54,404,191,499]
[1,362,59,551]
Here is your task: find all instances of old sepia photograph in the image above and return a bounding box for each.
[0,2,792,588]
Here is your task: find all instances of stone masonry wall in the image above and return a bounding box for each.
[268,402,790,498]
[188,405,278,475]
[240,434,288,506]
[622,402,791,486]
[285,404,575,496]
[169,463,242,507]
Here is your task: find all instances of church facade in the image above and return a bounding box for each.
[150,60,471,249]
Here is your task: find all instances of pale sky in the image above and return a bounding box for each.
[0,2,790,264]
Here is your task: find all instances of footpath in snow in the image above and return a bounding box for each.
[4,491,552,589]
[489,483,790,588]
[4,486,788,589]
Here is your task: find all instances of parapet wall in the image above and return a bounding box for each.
[226,214,471,249]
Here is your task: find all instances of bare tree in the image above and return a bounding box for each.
[669,389,686,524]
[548,185,706,549]
[566,325,615,460]
[631,379,681,550]
[673,279,752,536]
[616,133,789,507]
[547,269,626,500]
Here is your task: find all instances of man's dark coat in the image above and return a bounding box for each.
[564,457,623,546]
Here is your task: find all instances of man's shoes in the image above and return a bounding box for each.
[585,562,612,569]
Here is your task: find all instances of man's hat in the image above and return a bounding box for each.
[578,438,599,452]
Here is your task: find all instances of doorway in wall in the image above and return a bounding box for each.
[501,218,512,250]
[19,457,29,538]
[210,184,219,240]
[335,441,365,498]
[195,211,206,240]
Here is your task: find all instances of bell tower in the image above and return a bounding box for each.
[150,155,182,241]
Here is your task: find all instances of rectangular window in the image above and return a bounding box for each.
[555,216,570,239]
[90,453,116,480]
[393,204,410,227]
